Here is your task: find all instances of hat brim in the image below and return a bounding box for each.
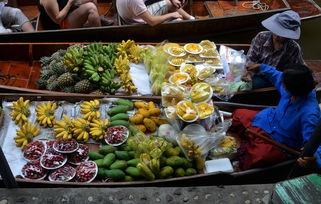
[262,14,300,40]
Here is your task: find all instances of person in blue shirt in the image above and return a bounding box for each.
[232,63,321,170]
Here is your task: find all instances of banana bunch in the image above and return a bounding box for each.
[72,117,91,142]
[36,101,57,128]
[85,43,104,56]
[114,55,137,94]
[80,99,100,121]
[64,47,84,72]
[100,69,121,94]
[14,122,40,149]
[9,97,30,127]
[83,54,114,82]
[54,114,74,139]
[102,43,118,63]
[89,119,109,141]
[117,40,141,63]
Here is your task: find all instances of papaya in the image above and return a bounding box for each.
[175,168,185,177]
[129,114,144,124]
[135,124,146,133]
[166,156,185,168]
[119,144,132,151]
[182,157,193,169]
[195,156,205,170]
[97,168,105,179]
[111,113,129,121]
[159,166,174,179]
[115,151,130,160]
[159,156,167,167]
[185,168,197,176]
[110,160,127,169]
[116,99,134,110]
[164,147,180,157]
[134,101,148,109]
[125,167,141,178]
[107,105,129,116]
[99,145,117,155]
[143,118,157,132]
[102,153,116,168]
[127,158,140,167]
[121,175,134,182]
[105,169,125,181]
[108,120,129,128]
[128,151,136,159]
[94,159,104,168]
[149,108,161,116]
[89,151,105,160]
[138,109,150,118]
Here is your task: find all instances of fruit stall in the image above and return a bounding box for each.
[0,94,296,187]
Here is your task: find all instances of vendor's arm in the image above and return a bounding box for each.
[41,0,75,24]
[248,64,283,91]
[301,111,321,168]
[138,10,182,26]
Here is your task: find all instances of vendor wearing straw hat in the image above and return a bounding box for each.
[245,10,305,89]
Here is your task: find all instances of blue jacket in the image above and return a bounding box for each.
[252,64,321,168]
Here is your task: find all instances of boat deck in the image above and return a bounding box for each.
[1,60,321,93]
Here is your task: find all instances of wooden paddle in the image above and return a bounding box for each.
[245,128,301,156]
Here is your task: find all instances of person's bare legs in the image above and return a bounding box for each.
[21,21,35,32]
[166,0,192,20]
[67,2,101,28]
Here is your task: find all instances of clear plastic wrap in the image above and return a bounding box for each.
[161,83,188,107]
[176,124,219,161]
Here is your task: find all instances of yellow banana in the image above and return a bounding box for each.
[89,119,109,141]
[14,121,40,149]
[54,114,74,139]
[36,101,57,128]
[80,100,100,121]
[10,97,30,127]
[72,117,90,142]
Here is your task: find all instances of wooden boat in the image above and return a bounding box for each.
[0,94,304,187]
[1,42,321,106]
[1,0,321,42]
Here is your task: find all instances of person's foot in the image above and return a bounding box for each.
[100,16,114,26]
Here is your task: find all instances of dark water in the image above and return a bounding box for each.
[211,0,321,60]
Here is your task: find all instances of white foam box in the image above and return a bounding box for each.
[204,158,234,174]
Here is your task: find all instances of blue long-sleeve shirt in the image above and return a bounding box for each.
[251,64,321,168]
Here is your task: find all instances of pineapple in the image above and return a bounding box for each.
[62,86,75,93]
[56,72,74,88]
[90,89,104,95]
[46,81,58,91]
[74,79,93,93]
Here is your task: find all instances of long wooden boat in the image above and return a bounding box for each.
[0,94,303,187]
[1,42,321,106]
[1,0,321,42]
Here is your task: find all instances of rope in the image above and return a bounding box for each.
[0,71,16,86]
[242,0,269,11]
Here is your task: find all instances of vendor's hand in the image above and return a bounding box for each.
[246,64,261,72]
[171,12,183,19]
[242,71,252,82]
[171,0,182,9]
[297,156,316,168]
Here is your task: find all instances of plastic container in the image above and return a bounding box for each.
[190,83,213,103]
[23,141,46,162]
[48,164,76,182]
[169,72,191,85]
[164,106,178,119]
[68,144,89,165]
[199,40,216,50]
[168,57,185,67]
[74,161,98,183]
[175,100,199,123]
[168,46,186,57]
[180,63,199,77]
[104,126,129,146]
[197,66,216,80]
[21,160,48,180]
[200,49,220,58]
[53,138,79,153]
[40,150,67,170]
[196,102,214,120]
[204,158,234,173]
[163,43,180,54]
[184,43,203,55]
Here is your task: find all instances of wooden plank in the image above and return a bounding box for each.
[205,1,225,17]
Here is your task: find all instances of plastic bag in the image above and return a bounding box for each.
[209,78,234,101]
[208,135,239,160]
[161,82,188,107]
[176,124,219,161]
[219,45,246,82]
